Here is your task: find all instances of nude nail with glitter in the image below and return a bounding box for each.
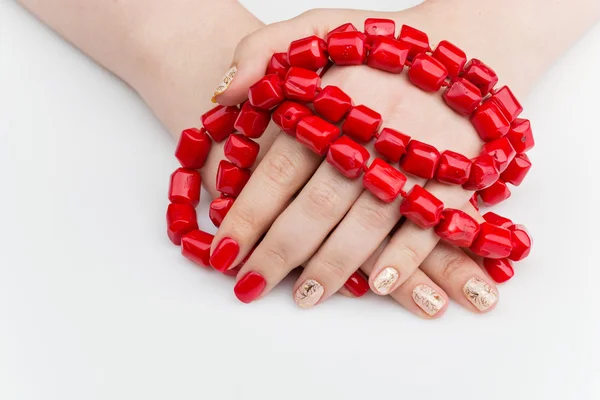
[463,277,499,312]
[212,66,237,102]
[412,284,445,316]
[373,267,399,294]
[294,279,324,308]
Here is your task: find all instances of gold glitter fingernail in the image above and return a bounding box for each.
[294,279,324,308]
[373,267,399,294]
[463,277,499,312]
[412,284,445,316]
[212,66,237,102]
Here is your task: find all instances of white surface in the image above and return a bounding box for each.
[1,0,599,399]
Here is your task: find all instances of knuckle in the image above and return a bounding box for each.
[355,200,396,232]
[229,206,258,235]
[304,180,343,219]
[438,251,470,281]
[262,246,290,270]
[262,149,299,188]
[393,242,422,271]
[318,258,348,281]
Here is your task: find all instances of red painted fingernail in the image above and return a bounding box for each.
[343,271,370,297]
[234,271,266,304]
[209,237,239,272]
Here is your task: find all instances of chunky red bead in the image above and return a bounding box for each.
[408,53,448,92]
[374,127,411,163]
[169,168,201,207]
[266,52,290,79]
[490,86,522,122]
[484,258,514,283]
[501,153,532,186]
[209,195,235,227]
[326,136,370,179]
[342,105,382,143]
[248,75,284,110]
[283,67,321,103]
[478,180,511,207]
[327,31,368,65]
[215,160,251,197]
[462,59,498,96]
[400,185,444,228]
[224,134,260,169]
[435,150,472,185]
[506,118,535,153]
[201,105,239,142]
[313,85,353,123]
[367,37,410,74]
[401,140,441,179]
[325,23,358,42]
[462,154,499,190]
[175,128,211,169]
[181,230,214,267]
[470,222,513,259]
[288,36,328,71]
[442,78,482,116]
[470,192,479,210]
[363,158,407,202]
[483,212,513,229]
[434,208,480,247]
[296,115,340,155]
[482,137,516,173]
[398,25,429,59]
[234,102,271,139]
[432,40,467,78]
[272,101,312,136]
[470,100,511,142]
[166,203,198,246]
[364,18,396,41]
[509,224,532,261]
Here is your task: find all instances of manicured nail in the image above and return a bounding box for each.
[234,271,266,304]
[212,66,237,102]
[294,279,324,308]
[463,277,499,312]
[373,267,399,294]
[412,284,445,316]
[209,237,239,272]
[343,272,369,297]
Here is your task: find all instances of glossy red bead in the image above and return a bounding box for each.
[501,153,532,186]
[266,52,290,79]
[288,36,328,71]
[181,230,214,267]
[326,136,371,179]
[234,271,267,304]
[490,86,522,122]
[442,78,482,116]
[168,168,201,207]
[209,195,235,227]
[233,102,271,139]
[509,224,532,261]
[364,18,396,41]
[482,137,516,173]
[462,154,499,191]
[325,23,358,42]
[482,212,513,229]
[215,160,251,197]
[432,40,467,78]
[283,67,321,103]
[374,128,411,163]
[342,105,382,143]
[435,150,472,185]
[408,54,448,92]
[327,31,368,65]
[400,185,444,228]
[506,118,535,153]
[478,180,511,207]
[470,222,513,259]
[248,74,284,110]
[272,101,312,136]
[363,158,407,202]
[175,128,211,169]
[397,25,429,59]
[166,203,198,245]
[462,59,498,96]
[470,193,479,211]
[313,85,353,123]
[296,115,340,155]
[224,134,260,169]
[401,140,441,179]
[201,105,239,142]
[470,100,511,142]
[434,208,480,247]
[366,37,410,74]
[484,258,514,283]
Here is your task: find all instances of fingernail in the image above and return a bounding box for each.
[412,284,446,316]
[234,271,266,304]
[373,267,399,294]
[463,277,499,312]
[343,272,369,297]
[209,237,239,272]
[294,279,324,308]
[212,66,237,102]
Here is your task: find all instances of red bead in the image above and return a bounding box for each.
[462,59,498,96]
[400,185,444,228]
[397,25,429,59]
[482,137,516,173]
[363,158,407,202]
[434,208,480,247]
[490,86,522,122]
[442,78,482,116]
[175,128,211,169]
[509,224,532,261]
[501,153,532,186]
[224,134,260,169]
[364,18,396,41]
[215,160,251,197]
[462,154,499,191]
[367,37,410,74]
[296,115,340,155]
[470,193,479,210]
[408,53,448,92]
[326,136,371,179]
[166,203,198,246]
[432,40,467,78]
[435,150,472,185]
[288,36,328,71]
[272,101,312,136]
[484,258,514,283]
[483,212,513,229]
[266,52,289,79]
[327,31,368,65]
[201,105,239,142]
[342,105,382,143]
[401,140,441,179]
[506,118,535,153]
[248,75,284,110]
[234,102,271,139]
[169,168,201,207]
[181,230,213,267]
[313,85,353,123]
[470,100,511,142]
[234,271,266,304]
[283,67,321,103]
[374,128,411,163]
[209,195,235,227]
[325,23,358,42]
[470,222,513,259]
[478,180,511,207]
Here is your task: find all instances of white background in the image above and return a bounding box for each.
[1,0,599,399]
